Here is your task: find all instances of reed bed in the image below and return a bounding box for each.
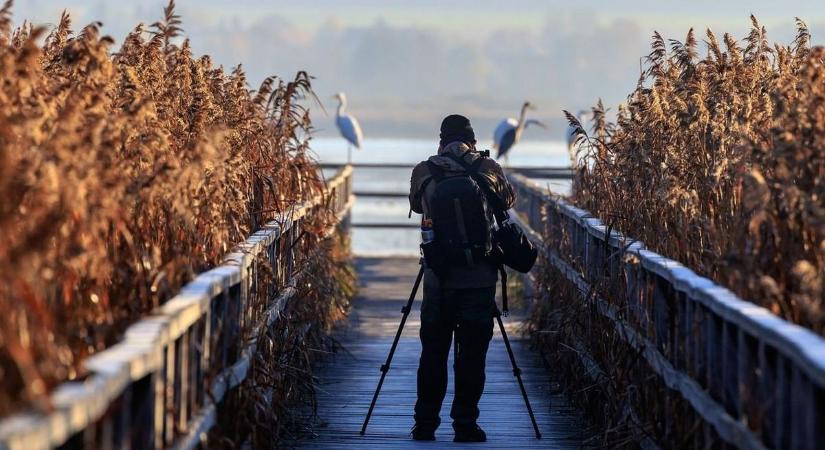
[0,0,335,417]
[566,16,824,333]
[528,17,824,446]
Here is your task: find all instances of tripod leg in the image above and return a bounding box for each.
[495,309,542,439]
[360,264,425,435]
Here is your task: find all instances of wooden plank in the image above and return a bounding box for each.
[291,257,587,448]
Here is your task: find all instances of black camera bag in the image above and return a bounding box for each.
[491,211,538,273]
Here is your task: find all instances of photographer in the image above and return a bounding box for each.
[407,114,515,442]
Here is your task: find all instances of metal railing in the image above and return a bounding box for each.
[508,173,825,449]
[322,162,571,230]
[0,166,354,450]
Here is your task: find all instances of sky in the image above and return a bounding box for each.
[15,1,825,138]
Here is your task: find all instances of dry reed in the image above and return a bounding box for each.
[529,16,825,446]
[0,0,331,416]
[566,16,824,333]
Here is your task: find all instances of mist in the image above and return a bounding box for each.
[16,1,825,139]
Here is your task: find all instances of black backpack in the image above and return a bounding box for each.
[419,154,492,275]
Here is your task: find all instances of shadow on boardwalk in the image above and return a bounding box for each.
[293,257,588,449]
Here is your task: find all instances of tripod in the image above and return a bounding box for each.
[360,261,542,439]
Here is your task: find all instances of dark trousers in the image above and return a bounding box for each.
[414,281,496,429]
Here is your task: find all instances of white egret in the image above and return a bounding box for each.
[492,101,545,165]
[333,92,363,163]
[565,110,588,167]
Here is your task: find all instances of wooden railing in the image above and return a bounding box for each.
[508,173,825,449]
[320,162,571,230]
[319,162,573,180]
[0,166,354,450]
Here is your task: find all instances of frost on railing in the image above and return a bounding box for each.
[0,166,354,450]
[508,172,825,450]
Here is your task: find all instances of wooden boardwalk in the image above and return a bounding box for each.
[295,257,587,449]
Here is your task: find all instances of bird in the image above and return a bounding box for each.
[333,92,363,164]
[565,110,588,167]
[492,101,545,165]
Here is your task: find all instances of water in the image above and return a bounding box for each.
[311,138,570,256]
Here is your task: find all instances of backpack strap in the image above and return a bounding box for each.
[468,157,485,173]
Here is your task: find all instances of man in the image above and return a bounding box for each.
[408,114,515,442]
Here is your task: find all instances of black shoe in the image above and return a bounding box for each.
[411,424,436,441]
[453,424,486,442]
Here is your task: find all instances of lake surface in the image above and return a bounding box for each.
[311,137,570,256]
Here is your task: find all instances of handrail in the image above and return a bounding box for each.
[0,166,354,450]
[320,162,573,180]
[508,172,825,449]
[321,162,570,230]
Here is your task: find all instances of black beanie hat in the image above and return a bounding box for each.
[439,114,476,146]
